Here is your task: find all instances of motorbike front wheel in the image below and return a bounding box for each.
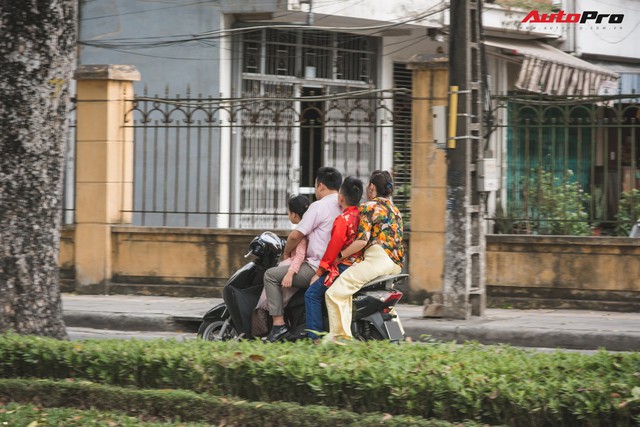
[197,319,239,341]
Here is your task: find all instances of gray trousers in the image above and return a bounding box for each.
[263,263,316,316]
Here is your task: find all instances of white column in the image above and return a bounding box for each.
[217,13,234,228]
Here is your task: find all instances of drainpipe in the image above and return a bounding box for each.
[306,0,314,26]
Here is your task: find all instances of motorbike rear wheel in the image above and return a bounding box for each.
[354,320,385,341]
[198,319,239,341]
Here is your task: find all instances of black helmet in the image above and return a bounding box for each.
[247,232,285,263]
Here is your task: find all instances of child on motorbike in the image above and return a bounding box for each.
[325,170,404,342]
[253,194,310,336]
[304,176,364,341]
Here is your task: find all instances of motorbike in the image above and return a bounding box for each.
[197,231,407,342]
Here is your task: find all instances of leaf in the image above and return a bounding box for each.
[488,390,500,400]
[27,422,38,427]
[319,362,329,368]
[249,354,265,362]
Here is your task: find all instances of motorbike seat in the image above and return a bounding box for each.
[359,273,408,292]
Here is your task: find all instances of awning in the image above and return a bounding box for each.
[585,60,640,95]
[484,37,618,96]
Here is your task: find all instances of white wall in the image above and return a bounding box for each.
[287,0,446,29]
[567,0,640,60]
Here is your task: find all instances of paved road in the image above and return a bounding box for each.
[62,294,640,351]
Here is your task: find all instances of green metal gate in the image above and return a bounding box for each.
[490,94,640,236]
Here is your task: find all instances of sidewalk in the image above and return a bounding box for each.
[61,294,640,351]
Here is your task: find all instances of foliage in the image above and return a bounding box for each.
[0,379,454,427]
[1,333,639,426]
[0,401,207,427]
[392,151,411,227]
[526,169,591,235]
[494,0,559,13]
[492,198,522,234]
[616,189,640,236]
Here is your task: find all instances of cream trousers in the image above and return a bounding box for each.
[325,244,401,340]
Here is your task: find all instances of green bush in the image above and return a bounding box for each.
[0,379,455,427]
[616,189,640,236]
[0,333,639,426]
[0,401,208,426]
[527,169,591,236]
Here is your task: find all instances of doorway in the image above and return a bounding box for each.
[299,87,324,199]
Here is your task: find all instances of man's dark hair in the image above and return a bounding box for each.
[316,167,343,191]
[340,176,364,206]
[288,194,310,217]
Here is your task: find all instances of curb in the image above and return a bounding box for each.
[402,321,640,351]
[64,311,178,333]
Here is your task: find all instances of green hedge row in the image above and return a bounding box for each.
[0,333,639,426]
[0,379,463,427]
[0,401,207,427]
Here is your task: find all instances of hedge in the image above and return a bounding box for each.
[0,379,465,427]
[0,333,639,426]
[0,401,208,427]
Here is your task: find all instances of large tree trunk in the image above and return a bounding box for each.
[0,0,77,338]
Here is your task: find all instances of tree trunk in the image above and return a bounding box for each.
[0,0,77,338]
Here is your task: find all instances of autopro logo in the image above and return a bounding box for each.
[522,10,624,25]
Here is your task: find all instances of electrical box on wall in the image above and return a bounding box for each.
[432,105,447,149]
[477,158,499,192]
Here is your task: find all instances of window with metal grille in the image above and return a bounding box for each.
[241,29,375,84]
[392,62,413,228]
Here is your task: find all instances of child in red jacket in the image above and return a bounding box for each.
[304,176,364,340]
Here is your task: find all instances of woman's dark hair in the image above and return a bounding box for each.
[369,170,394,198]
[288,194,310,217]
[340,176,364,206]
[316,167,343,191]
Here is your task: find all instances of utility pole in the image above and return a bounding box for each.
[444,0,487,319]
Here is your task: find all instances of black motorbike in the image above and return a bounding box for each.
[197,231,407,342]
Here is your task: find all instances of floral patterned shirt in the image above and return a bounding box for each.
[356,197,404,267]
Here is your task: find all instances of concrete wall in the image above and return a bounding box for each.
[58,225,640,310]
[109,227,270,296]
[486,235,640,310]
[569,0,639,62]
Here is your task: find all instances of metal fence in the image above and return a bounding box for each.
[125,87,411,228]
[489,94,640,236]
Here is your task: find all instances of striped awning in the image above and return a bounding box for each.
[484,37,618,96]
